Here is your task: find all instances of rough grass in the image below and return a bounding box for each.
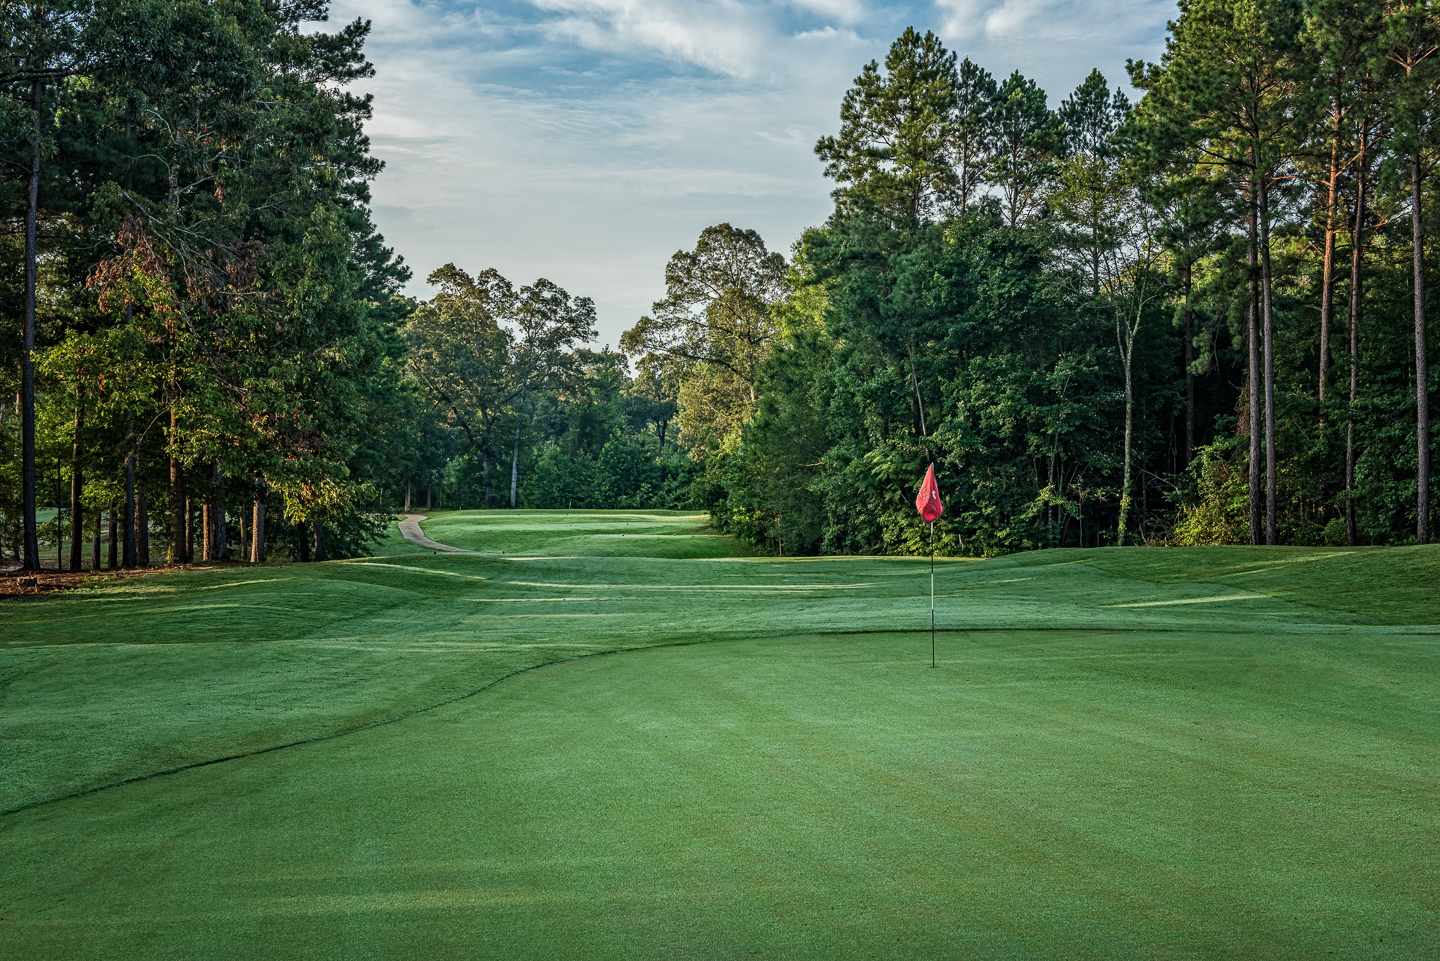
[1,511,1437,959]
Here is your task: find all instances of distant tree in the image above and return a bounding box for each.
[621,224,786,458]
[623,355,680,455]
[504,279,596,507]
[405,265,515,507]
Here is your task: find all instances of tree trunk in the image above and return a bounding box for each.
[136,483,150,565]
[217,493,227,560]
[169,459,185,563]
[1184,264,1195,466]
[1346,152,1367,547]
[1259,178,1278,545]
[1414,152,1430,545]
[69,408,83,571]
[186,497,196,563]
[298,523,311,563]
[107,502,118,569]
[1248,191,1262,546]
[57,470,64,570]
[1117,323,1136,547]
[426,483,432,510]
[251,494,266,564]
[404,478,411,511]
[20,79,42,570]
[1319,121,1340,424]
[123,414,137,567]
[121,120,137,569]
[237,503,246,562]
[202,467,223,561]
[313,519,326,562]
[169,404,187,564]
[91,503,100,571]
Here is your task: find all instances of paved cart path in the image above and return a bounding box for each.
[398,513,472,552]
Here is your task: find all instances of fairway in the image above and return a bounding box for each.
[2,512,1438,959]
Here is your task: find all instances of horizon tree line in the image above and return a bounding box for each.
[4,0,1437,567]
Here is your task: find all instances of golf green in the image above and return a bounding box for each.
[2,511,1437,959]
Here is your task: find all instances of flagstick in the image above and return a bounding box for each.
[930,520,936,668]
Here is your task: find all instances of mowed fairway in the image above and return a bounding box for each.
[2,512,1438,959]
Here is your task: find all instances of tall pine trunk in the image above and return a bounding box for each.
[1116,308,1138,547]
[121,120,137,567]
[169,407,187,565]
[1319,119,1340,424]
[1248,189,1262,546]
[107,502,118,569]
[1414,152,1430,545]
[1259,178,1278,545]
[69,407,83,571]
[1346,151,1367,546]
[20,79,42,570]
[313,520,326,563]
[56,460,63,570]
[123,414,136,567]
[203,468,216,561]
[91,504,100,571]
[1183,264,1195,465]
[216,483,227,561]
[136,483,150,565]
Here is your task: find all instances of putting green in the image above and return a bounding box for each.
[1,511,1438,958]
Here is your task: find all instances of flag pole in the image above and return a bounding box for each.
[930,520,936,668]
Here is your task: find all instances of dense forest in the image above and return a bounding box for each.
[3,0,1438,567]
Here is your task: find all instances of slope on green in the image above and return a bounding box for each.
[1,511,1437,959]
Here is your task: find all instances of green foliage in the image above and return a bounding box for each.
[814,26,959,223]
[2,0,414,567]
[702,16,1438,556]
[1173,436,1249,544]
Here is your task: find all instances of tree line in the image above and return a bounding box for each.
[6,0,1438,568]
[633,5,1437,556]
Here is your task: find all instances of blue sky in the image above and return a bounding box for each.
[329,0,1178,346]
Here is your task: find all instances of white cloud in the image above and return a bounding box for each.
[324,0,1172,344]
[931,0,1171,100]
[933,0,1170,46]
[529,0,778,78]
[787,0,868,25]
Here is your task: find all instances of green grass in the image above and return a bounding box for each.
[1,511,1437,959]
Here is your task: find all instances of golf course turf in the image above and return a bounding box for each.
[1,511,1437,959]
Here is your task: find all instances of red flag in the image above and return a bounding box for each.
[916,463,943,523]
